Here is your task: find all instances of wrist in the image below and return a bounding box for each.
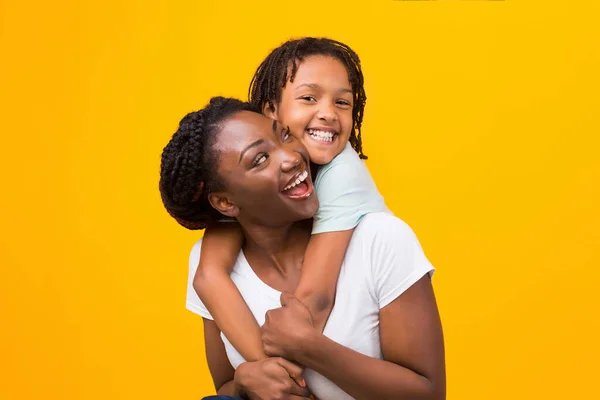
[233,363,250,398]
[295,328,323,366]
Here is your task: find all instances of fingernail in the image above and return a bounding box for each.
[301,379,307,387]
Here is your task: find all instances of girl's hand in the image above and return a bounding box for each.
[234,357,310,400]
[261,292,317,361]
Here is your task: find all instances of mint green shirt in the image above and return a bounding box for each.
[312,143,387,234]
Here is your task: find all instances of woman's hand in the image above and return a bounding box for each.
[261,292,317,361]
[234,357,310,400]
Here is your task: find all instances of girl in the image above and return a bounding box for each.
[193,38,387,361]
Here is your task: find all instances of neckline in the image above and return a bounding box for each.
[234,249,283,303]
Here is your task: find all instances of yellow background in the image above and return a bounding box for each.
[1,1,599,399]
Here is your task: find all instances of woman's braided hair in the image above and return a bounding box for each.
[159,97,258,230]
[248,37,368,159]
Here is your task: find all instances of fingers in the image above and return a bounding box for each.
[287,394,313,400]
[275,357,305,386]
[283,381,311,398]
[265,357,310,398]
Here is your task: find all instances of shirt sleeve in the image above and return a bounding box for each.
[367,215,435,309]
[312,144,387,234]
[185,239,214,320]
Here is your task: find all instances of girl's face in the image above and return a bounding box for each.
[270,55,354,165]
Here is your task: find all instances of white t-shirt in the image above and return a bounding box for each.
[312,143,387,234]
[186,212,434,400]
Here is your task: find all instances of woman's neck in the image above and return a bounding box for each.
[241,219,311,279]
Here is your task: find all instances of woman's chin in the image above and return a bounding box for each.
[288,198,319,222]
[302,200,319,220]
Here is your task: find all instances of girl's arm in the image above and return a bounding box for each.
[301,145,386,331]
[194,224,267,361]
[294,229,354,332]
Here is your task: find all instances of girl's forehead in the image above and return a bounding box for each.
[282,56,352,94]
[293,55,349,78]
[285,56,350,88]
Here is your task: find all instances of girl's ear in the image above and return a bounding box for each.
[262,101,279,120]
[207,192,239,218]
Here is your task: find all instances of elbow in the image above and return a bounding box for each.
[382,381,444,400]
[390,374,444,400]
[296,289,335,315]
[192,267,221,299]
[423,377,445,400]
[428,386,445,400]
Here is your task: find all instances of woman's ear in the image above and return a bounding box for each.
[208,192,239,218]
[262,101,279,120]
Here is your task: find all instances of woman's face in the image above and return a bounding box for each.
[210,111,319,226]
[270,55,354,165]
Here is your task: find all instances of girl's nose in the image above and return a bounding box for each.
[317,102,338,122]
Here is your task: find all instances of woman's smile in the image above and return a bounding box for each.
[281,168,314,199]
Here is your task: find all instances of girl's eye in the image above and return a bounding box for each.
[300,96,316,102]
[337,99,351,107]
[253,154,268,167]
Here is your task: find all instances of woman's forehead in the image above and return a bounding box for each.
[216,111,276,152]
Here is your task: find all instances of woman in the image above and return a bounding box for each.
[159,97,446,399]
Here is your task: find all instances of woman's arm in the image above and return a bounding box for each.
[262,277,445,400]
[294,229,353,332]
[202,317,238,396]
[203,318,310,399]
[304,276,444,400]
[195,224,267,361]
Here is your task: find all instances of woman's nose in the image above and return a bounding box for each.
[281,150,302,173]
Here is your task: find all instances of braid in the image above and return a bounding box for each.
[159,97,257,230]
[249,37,368,159]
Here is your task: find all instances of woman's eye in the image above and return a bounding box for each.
[282,127,292,142]
[253,154,268,167]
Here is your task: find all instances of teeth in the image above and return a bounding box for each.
[308,129,335,142]
[283,170,309,191]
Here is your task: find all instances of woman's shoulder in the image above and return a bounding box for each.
[348,212,435,308]
[353,212,415,243]
[188,239,203,274]
[188,238,248,275]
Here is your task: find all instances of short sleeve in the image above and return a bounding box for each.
[185,239,214,320]
[312,144,387,234]
[366,215,435,309]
